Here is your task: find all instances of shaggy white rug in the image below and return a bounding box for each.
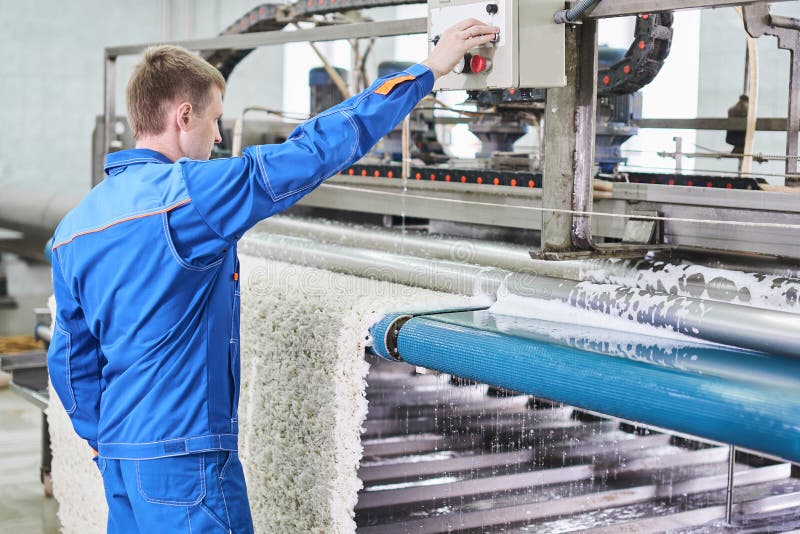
[48,254,470,533]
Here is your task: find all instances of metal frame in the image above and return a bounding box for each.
[99,1,800,258]
[541,20,598,252]
[614,182,800,257]
[542,0,800,257]
[296,176,628,237]
[634,117,788,131]
[742,4,800,182]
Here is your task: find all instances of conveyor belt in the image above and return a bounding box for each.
[341,163,766,190]
[357,357,800,532]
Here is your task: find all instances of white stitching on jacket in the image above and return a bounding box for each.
[161,212,225,272]
[53,322,77,414]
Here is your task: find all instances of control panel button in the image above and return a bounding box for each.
[453,53,472,74]
[470,54,492,73]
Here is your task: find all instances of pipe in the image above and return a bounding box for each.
[239,233,508,298]
[554,0,601,24]
[232,107,274,157]
[370,310,800,463]
[0,187,84,238]
[726,444,736,524]
[770,14,800,31]
[252,218,537,270]
[500,273,800,357]
[294,22,351,101]
[35,324,52,344]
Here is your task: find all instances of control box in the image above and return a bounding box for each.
[428,0,566,91]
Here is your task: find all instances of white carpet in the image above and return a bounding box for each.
[47,383,107,532]
[237,256,469,532]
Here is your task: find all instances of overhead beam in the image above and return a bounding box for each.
[105,17,426,57]
[577,0,795,19]
[634,117,788,131]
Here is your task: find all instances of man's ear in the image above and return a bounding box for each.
[176,102,193,132]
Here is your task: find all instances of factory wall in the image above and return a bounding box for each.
[0,0,284,191]
[696,3,800,182]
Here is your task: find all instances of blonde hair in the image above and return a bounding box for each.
[126,45,226,139]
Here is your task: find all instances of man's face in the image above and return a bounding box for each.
[179,86,223,161]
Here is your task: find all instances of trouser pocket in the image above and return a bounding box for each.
[132,452,234,532]
[136,454,206,506]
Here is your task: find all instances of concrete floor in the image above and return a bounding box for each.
[0,387,60,532]
[0,254,61,531]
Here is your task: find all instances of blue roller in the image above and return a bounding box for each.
[370,310,800,463]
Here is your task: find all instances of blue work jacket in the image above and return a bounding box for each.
[47,64,433,459]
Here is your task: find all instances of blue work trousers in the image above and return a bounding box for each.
[97,451,254,533]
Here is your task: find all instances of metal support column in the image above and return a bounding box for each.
[726,444,736,524]
[571,19,599,250]
[0,255,15,309]
[100,54,117,187]
[541,20,598,253]
[742,4,800,185]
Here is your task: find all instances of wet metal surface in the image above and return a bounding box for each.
[356,358,800,533]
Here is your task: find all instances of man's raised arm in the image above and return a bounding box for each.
[178,19,499,244]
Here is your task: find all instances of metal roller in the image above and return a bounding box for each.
[242,230,800,355]
[501,273,800,357]
[254,218,800,311]
[239,232,508,298]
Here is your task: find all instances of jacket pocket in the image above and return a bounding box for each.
[136,454,206,506]
[48,324,77,414]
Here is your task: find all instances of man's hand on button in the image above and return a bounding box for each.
[422,18,500,79]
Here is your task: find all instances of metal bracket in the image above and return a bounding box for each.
[383,315,413,362]
[531,243,673,261]
[623,210,661,244]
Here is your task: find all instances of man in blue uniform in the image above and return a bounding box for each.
[47,18,499,533]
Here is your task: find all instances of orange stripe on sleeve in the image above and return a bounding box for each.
[374,75,416,96]
[52,198,192,250]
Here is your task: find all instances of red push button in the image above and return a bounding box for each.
[470,54,491,73]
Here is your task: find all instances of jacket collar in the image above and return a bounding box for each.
[104,148,173,175]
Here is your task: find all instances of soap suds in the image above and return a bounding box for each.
[577,259,800,313]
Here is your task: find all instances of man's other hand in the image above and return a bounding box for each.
[422,19,501,79]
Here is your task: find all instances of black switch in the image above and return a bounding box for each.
[486,3,498,14]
